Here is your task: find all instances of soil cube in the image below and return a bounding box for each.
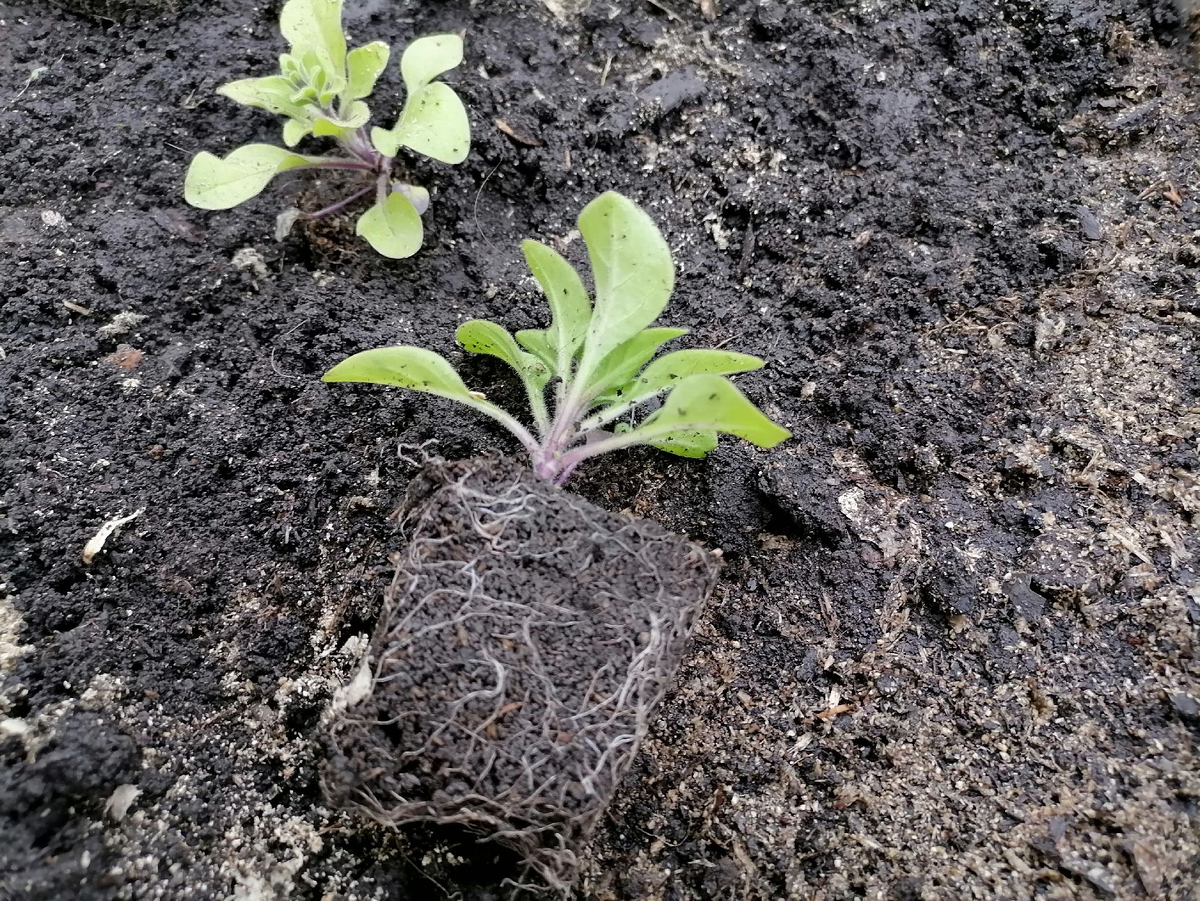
[323,457,718,892]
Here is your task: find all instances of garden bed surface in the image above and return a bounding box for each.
[2,0,1199,899]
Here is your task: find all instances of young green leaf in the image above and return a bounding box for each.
[346,41,390,100]
[457,320,551,388]
[279,0,347,92]
[399,33,464,93]
[218,76,310,119]
[356,192,423,259]
[621,349,764,404]
[324,346,541,454]
[521,239,591,376]
[645,430,719,458]
[184,144,316,210]
[282,118,313,147]
[371,82,470,163]
[323,345,472,398]
[628,374,790,449]
[585,328,688,401]
[515,329,556,371]
[312,100,370,136]
[573,192,675,385]
[395,183,430,215]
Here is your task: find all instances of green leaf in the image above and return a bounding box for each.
[371,82,470,163]
[629,374,790,449]
[515,329,556,370]
[574,191,675,385]
[218,76,310,119]
[282,118,312,147]
[184,144,314,210]
[586,328,687,401]
[646,430,719,458]
[323,345,541,454]
[323,346,475,401]
[456,320,550,388]
[346,41,390,100]
[279,0,347,92]
[620,349,764,404]
[521,240,591,376]
[312,99,370,136]
[613,421,717,458]
[400,33,463,93]
[355,191,423,258]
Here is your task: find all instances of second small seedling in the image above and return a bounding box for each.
[183,0,470,258]
[324,192,790,483]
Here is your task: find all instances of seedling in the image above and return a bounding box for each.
[324,191,790,483]
[183,0,470,258]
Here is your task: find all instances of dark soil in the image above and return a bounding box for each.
[1,0,1198,899]
[324,456,718,894]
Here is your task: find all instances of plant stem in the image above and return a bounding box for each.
[467,399,542,460]
[524,381,551,438]
[297,158,377,173]
[298,184,376,220]
[551,428,652,475]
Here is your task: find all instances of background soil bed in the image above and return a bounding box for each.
[1,0,1198,899]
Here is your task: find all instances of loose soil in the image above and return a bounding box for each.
[1,0,1198,899]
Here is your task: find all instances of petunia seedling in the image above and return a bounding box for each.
[183,0,470,258]
[323,191,790,483]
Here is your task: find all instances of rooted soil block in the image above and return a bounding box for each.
[323,457,720,893]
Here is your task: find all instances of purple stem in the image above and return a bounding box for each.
[298,184,376,220]
[552,459,581,487]
[296,158,376,173]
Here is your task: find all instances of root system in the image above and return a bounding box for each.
[323,457,719,893]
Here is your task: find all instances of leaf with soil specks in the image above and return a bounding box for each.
[616,422,717,458]
[280,0,347,92]
[522,239,591,376]
[457,320,551,390]
[324,346,475,400]
[399,33,463,93]
[625,349,763,402]
[373,82,470,163]
[346,41,389,99]
[355,192,422,258]
[184,144,315,210]
[373,34,469,162]
[586,327,687,401]
[628,373,789,449]
[574,192,675,386]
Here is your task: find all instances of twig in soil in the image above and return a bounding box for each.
[473,160,504,254]
[82,508,144,564]
[1137,177,1184,207]
[268,318,311,382]
[647,0,683,21]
